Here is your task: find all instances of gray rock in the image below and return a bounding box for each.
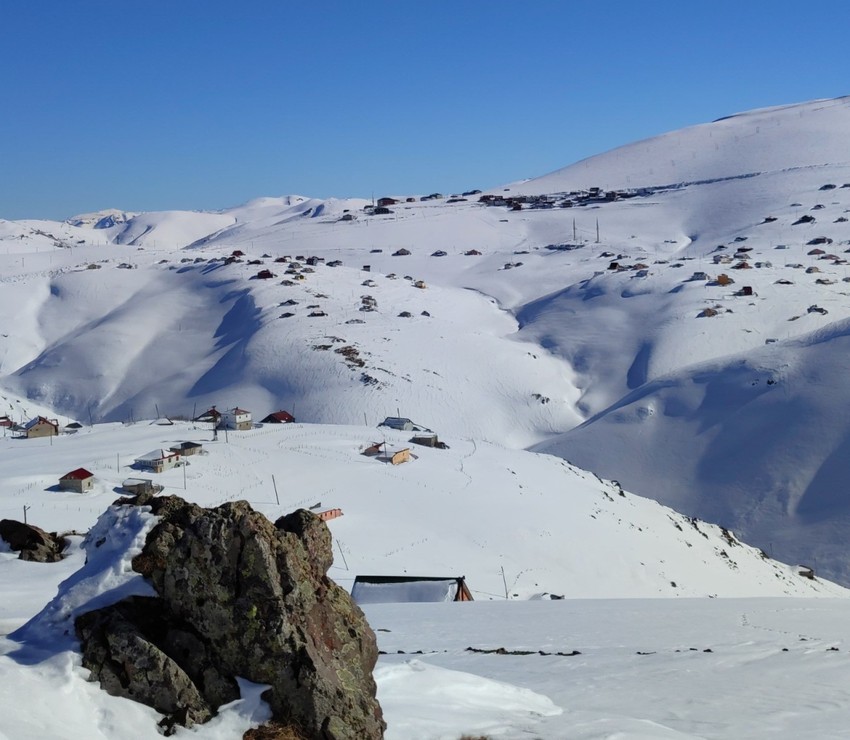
[76,496,384,738]
[0,519,67,562]
[75,597,223,733]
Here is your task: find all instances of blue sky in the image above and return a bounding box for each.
[2,0,848,220]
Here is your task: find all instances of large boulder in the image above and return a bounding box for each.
[76,497,384,738]
[0,519,67,562]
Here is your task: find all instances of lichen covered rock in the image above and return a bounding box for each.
[76,496,384,738]
[0,519,67,562]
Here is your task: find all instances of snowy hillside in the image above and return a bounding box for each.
[3,95,850,580]
[0,419,848,739]
[2,421,838,618]
[512,96,850,195]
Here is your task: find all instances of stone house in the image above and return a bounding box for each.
[59,468,95,493]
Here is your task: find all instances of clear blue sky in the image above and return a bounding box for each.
[2,0,848,220]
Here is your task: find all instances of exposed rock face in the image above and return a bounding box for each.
[75,497,384,738]
[0,519,67,562]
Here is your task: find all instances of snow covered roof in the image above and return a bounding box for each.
[352,576,472,604]
[379,417,432,432]
[134,449,177,462]
[122,477,153,487]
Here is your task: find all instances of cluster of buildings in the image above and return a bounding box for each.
[38,406,296,496]
[1,415,83,439]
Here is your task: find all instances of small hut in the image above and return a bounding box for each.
[59,468,94,493]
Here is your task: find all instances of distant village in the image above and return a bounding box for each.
[1,407,446,516]
[0,406,469,602]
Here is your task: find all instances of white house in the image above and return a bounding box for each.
[134,449,181,473]
[222,407,252,431]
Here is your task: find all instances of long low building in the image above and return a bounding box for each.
[351,575,473,604]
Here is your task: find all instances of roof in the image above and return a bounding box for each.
[135,449,178,462]
[262,410,295,423]
[379,417,432,432]
[380,416,412,428]
[194,408,221,421]
[23,416,58,430]
[351,575,472,604]
[122,478,153,486]
[227,407,251,415]
[60,467,94,481]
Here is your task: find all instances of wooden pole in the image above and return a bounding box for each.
[336,539,349,570]
[272,475,280,505]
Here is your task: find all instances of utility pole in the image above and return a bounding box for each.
[23,505,30,525]
[596,218,600,244]
[336,539,349,570]
[272,475,280,505]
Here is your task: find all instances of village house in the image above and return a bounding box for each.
[22,416,59,438]
[169,441,204,456]
[351,575,473,604]
[222,407,252,431]
[261,410,295,424]
[410,434,449,449]
[121,478,163,496]
[59,468,95,493]
[379,417,432,432]
[134,449,181,474]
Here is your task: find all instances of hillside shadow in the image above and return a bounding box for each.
[188,289,263,397]
[795,432,850,523]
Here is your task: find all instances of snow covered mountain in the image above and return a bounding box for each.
[2,95,850,583]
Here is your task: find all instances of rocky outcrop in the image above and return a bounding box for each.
[75,497,384,738]
[0,519,67,562]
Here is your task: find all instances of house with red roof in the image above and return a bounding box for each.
[222,407,252,431]
[59,468,95,493]
[261,410,295,424]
